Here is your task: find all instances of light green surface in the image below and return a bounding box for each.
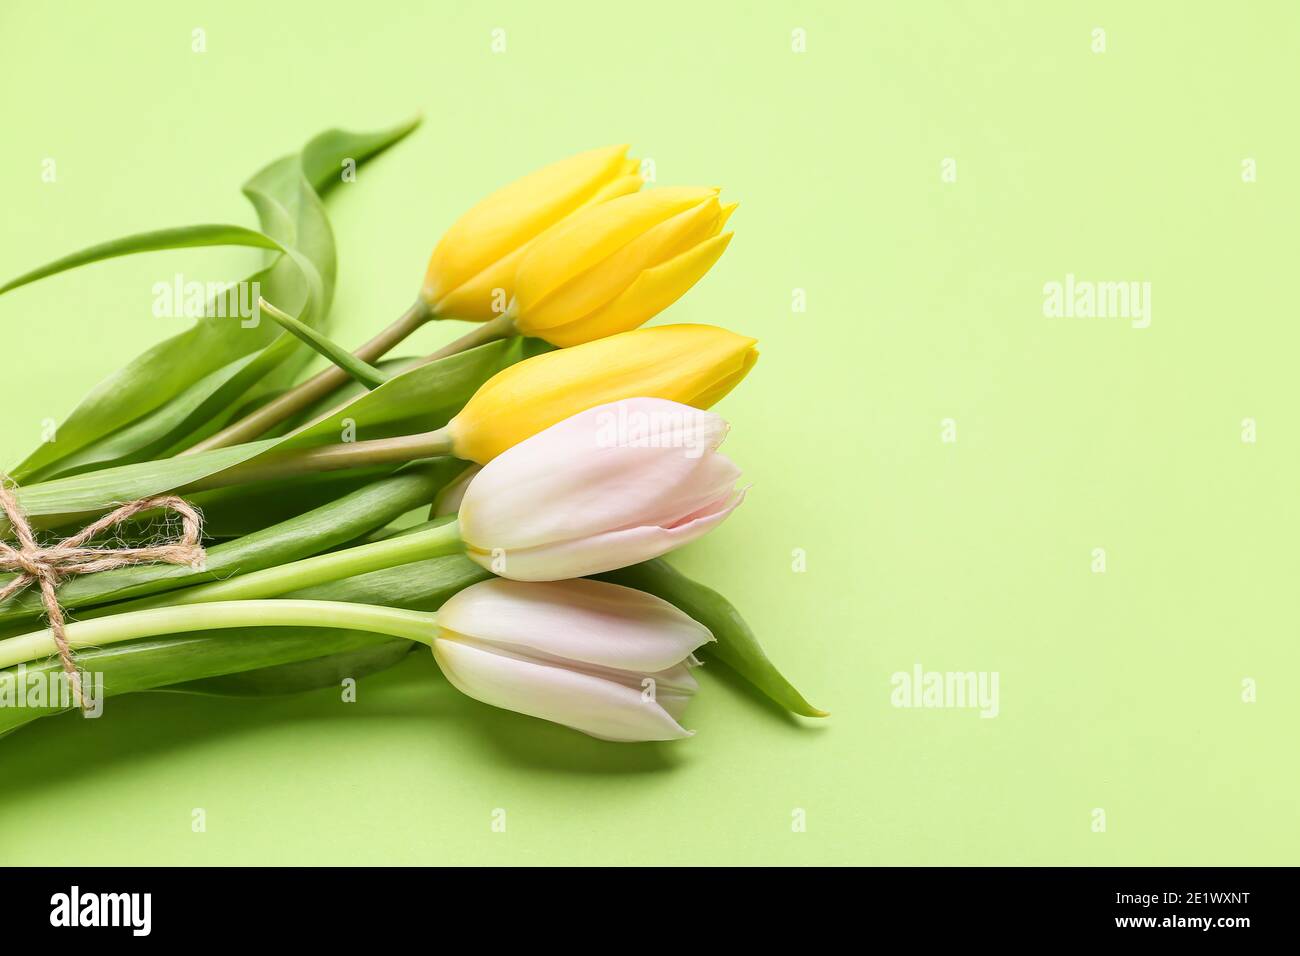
[1,1,1296,865]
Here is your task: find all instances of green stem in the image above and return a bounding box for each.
[183,427,454,493]
[96,518,464,615]
[259,298,390,389]
[182,297,433,454]
[0,600,437,671]
[413,311,517,366]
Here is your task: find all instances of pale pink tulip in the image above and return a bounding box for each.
[432,578,713,741]
[457,398,744,581]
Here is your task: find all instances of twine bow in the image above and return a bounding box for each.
[0,479,205,711]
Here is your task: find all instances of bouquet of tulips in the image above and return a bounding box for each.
[0,120,822,744]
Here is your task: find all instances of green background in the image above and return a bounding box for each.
[1,1,1296,865]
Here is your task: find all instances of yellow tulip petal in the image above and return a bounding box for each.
[588,173,645,205]
[441,173,647,319]
[539,231,734,347]
[690,343,759,408]
[433,244,527,319]
[447,324,758,463]
[424,144,633,310]
[518,197,726,333]
[514,186,719,313]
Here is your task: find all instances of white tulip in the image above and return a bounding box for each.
[433,577,713,741]
[457,397,745,581]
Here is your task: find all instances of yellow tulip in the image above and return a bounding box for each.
[511,187,736,347]
[422,145,642,320]
[446,323,758,463]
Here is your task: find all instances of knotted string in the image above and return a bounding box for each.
[0,478,205,711]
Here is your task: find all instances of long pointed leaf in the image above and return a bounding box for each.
[4,225,321,482]
[0,224,278,295]
[2,337,527,531]
[301,117,421,195]
[599,560,827,718]
[31,333,300,480]
[3,120,421,481]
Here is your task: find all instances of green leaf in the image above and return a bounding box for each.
[0,549,818,728]
[2,337,527,532]
[598,559,827,718]
[8,438,281,528]
[0,462,461,627]
[3,227,321,482]
[0,224,280,294]
[169,639,416,697]
[259,297,390,389]
[300,117,421,195]
[3,119,420,482]
[0,550,489,735]
[0,554,821,723]
[273,339,555,435]
[30,333,301,479]
[0,630,400,735]
[184,465,401,538]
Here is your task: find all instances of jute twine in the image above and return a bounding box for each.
[0,477,205,711]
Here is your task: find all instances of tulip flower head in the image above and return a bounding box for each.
[422,145,643,319]
[511,186,737,346]
[446,323,758,464]
[456,397,745,581]
[432,578,714,741]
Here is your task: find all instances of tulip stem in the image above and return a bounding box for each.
[183,297,434,454]
[87,518,465,618]
[183,427,455,493]
[405,312,518,370]
[0,600,439,672]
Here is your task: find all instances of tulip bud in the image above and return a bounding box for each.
[457,398,745,581]
[432,578,713,741]
[512,186,736,346]
[446,323,758,464]
[422,145,642,320]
